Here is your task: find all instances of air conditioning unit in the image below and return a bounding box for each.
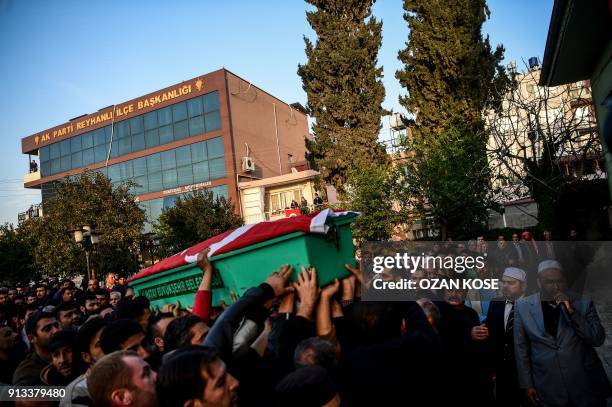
[242,156,255,172]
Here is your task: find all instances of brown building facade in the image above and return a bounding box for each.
[21,69,309,225]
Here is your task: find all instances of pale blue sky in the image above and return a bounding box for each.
[0,0,553,225]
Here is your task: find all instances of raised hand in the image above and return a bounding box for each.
[264,264,294,297]
[294,267,320,320]
[197,248,213,273]
[321,279,340,299]
[342,274,356,302]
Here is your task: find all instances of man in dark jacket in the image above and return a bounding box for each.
[13,311,60,385]
[41,329,79,386]
[485,267,527,407]
[436,284,493,407]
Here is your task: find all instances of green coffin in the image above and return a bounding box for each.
[131,214,356,310]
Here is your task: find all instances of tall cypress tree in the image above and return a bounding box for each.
[396,0,506,134]
[298,0,388,193]
[396,0,507,239]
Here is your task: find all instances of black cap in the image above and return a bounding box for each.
[275,366,337,407]
[48,329,77,352]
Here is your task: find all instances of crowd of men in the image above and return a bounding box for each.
[0,230,610,406]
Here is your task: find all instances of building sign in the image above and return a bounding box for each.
[25,75,209,150]
[138,271,224,301]
[162,181,213,196]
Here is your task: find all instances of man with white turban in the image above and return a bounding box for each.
[485,267,527,407]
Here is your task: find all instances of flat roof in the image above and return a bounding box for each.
[238,169,319,189]
[21,68,308,155]
[21,69,227,154]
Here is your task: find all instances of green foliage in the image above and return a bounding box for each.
[401,118,494,239]
[396,0,507,134]
[0,223,38,284]
[395,0,507,239]
[344,163,402,241]
[154,189,243,257]
[298,0,389,193]
[20,172,145,278]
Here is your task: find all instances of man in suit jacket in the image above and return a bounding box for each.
[514,260,611,407]
[486,267,528,407]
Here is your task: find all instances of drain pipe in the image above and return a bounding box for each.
[273,103,282,175]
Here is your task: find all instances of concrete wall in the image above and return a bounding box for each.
[241,186,266,224]
[488,202,539,229]
[226,71,309,181]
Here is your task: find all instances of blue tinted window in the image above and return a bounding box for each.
[161,150,175,171]
[203,92,220,113]
[71,136,82,153]
[205,111,221,132]
[119,161,133,179]
[134,176,148,195]
[191,142,207,162]
[51,158,61,173]
[211,184,229,199]
[209,158,226,179]
[177,165,193,186]
[110,142,119,158]
[187,97,203,118]
[41,161,50,176]
[82,132,94,149]
[116,121,130,138]
[107,165,120,181]
[175,146,191,167]
[118,138,131,156]
[158,107,172,126]
[82,148,95,166]
[133,157,147,177]
[60,155,71,171]
[146,154,161,174]
[192,161,209,182]
[149,198,164,220]
[94,144,107,163]
[159,125,173,144]
[162,169,177,188]
[189,116,205,136]
[145,129,159,148]
[50,143,60,159]
[144,111,158,130]
[40,146,50,162]
[172,102,188,122]
[71,151,82,168]
[148,171,162,192]
[94,128,107,146]
[132,133,145,152]
[105,126,112,142]
[173,120,189,140]
[163,196,179,209]
[60,140,71,156]
[207,137,224,158]
[130,116,144,134]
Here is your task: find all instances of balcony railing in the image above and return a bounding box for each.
[18,204,43,223]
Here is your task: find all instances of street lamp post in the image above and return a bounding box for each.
[141,232,159,266]
[72,225,101,281]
